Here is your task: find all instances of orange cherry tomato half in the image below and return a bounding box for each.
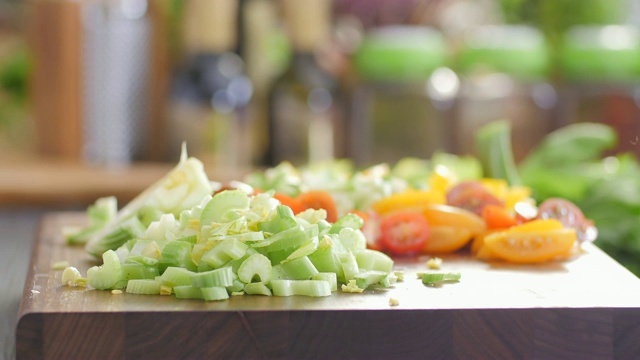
[296,190,339,223]
[481,204,518,229]
[380,211,430,255]
[273,193,305,215]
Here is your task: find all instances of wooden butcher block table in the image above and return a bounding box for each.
[15,213,640,359]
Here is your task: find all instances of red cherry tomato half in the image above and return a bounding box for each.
[446,181,503,216]
[537,198,585,229]
[537,197,597,242]
[380,211,430,255]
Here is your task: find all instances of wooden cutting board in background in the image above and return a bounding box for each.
[15,212,640,359]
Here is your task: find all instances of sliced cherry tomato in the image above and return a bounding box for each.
[421,204,486,235]
[446,181,503,216]
[380,211,430,255]
[482,228,577,263]
[537,198,597,243]
[371,190,445,216]
[423,226,473,253]
[273,193,305,214]
[360,211,384,251]
[481,204,518,229]
[296,190,338,223]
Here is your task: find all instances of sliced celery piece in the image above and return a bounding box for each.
[355,249,394,273]
[173,285,204,300]
[200,189,250,227]
[243,282,272,296]
[87,250,124,290]
[121,263,159,280]
[190,266,234,288]
[338,251,359,283]
[337,228,366,252]
[330,213,364,234]
[226,277,246,293]
[271,280,331,297]
[125,255,159,267]
[354,270,387,290]
[159,266,196,287]
[284,237,318,262]
[66,196,117,245]
[421,272,461,285]
[126,279,162,295]
[176,234,198,244]
[237,253,272,284]
[312,272,338,292]
[160,240,197,272]
[252,225,308,252]
[86,215,146,257]
[225,247,259,273]
[201,238,249,268]
[271,264,288,281]
[380,272,398,288]
[200,286,230,301]
[258,205,297,233]
[280,256,318,280]
[137,205,164,228]
[308,240,344,280]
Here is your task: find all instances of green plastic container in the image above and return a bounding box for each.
[560,25,640,83]
[458,25,550,81]
[454,25,556,162]
[349,26,457,166]
[354,26,449,82]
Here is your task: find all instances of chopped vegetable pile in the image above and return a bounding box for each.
[64,120,611,301]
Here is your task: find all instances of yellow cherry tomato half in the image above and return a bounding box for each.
[423,226,474,254]
[482,227,577,263]
[371,190,446,216]
[421,204,486,236]
[506,218,564,233]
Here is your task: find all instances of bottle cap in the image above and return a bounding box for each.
[458,25,549,81]
[280,0,331,52]
[560,25,640,83]
[183,0,238,52]
[354,25,448,82]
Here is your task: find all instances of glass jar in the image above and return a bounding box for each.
[558,25,640,158]
[453,25,556,163]
[350,26,458,167]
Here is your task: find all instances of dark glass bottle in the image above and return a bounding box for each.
[265,0,344,166]
[167,0,253,170]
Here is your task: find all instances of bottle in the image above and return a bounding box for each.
[168,0,253,170]
[454,25,556,163]
[82,0,152,166]
[558,25,640,158]
[265,0,343,166]
[350,25,457,167]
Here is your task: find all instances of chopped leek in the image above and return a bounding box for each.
[271,280,331,297]
[420,272,462,285]
[74,152,405,302]
[85,145,213,257]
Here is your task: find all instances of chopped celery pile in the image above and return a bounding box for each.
[81,145,214,257]
[79,186,397,301]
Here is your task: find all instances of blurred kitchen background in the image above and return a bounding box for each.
[2,0,638,167]
[2,0,640,272]
[3,3,640,355]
